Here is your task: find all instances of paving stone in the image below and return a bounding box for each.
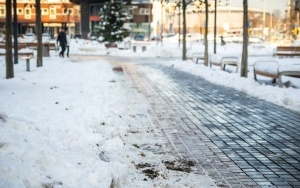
[124,60,300,188]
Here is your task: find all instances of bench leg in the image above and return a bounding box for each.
[278,75,283,87]
[221,64,226,71]
[272,78,276,84]
[26,59,30,72]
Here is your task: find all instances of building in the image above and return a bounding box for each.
[126,0,152,39]
[0,0,80,38]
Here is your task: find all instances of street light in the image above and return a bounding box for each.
[178,3,181,47]
[214,0,217,54]
[160,0,164,46]
[262,0,266,39]
[171,2,181,47]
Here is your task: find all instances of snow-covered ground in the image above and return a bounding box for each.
[0,37,299,188]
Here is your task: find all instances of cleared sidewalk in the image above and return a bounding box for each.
[125,61,300,188]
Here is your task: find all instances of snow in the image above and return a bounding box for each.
[1,36,300,188]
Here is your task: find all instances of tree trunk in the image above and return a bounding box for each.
[182,0,187,60]
[241,0,248,77]
[36,0,43,67]
[5,0,14,79]
[13,0,18,64]
[81,0,90,39]
[204,0,209,66]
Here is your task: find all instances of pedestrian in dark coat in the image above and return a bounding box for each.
[57,28,67,57]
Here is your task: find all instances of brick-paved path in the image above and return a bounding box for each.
[121,58,300,188]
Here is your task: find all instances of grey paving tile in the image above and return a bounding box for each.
[125,61,300,188]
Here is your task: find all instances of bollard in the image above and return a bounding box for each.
[142,46,146,52]
[133,46,136,52]
[26,59,30,72]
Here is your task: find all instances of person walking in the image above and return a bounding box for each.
[66,30,71,58]
[57,28,67,57]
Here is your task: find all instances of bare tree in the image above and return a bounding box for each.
[5,0,14,78]
[204,0,208,66]
[241,0,248,77]
[174,0,205,61]
[36,0,43,67]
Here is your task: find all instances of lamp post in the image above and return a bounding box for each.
[178,3,181,47]
[214,0,217,54]
[227,0,231,31]
[262,0,266,39]
[160,0,164,46]
[148,3,151,40]
[171,3,181,47]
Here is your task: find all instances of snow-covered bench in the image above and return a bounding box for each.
[192,53,204,64]
[0,48,34,71]
[273,46,300,57]
[278,65,300,87]
[253,60,279,84]
[18,48,34,72]
[0,43,27,50]
[0,48,33,57]
[210,55,240,72]
[253,60,300,87]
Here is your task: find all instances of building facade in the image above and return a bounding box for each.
[0,0,80,38]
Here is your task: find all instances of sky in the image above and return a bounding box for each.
[0,36,300,187]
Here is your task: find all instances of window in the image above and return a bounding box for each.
[24,7,31,19]
[128,9,133,15]
[0,5,5,17]
[139,8,149,15]
[50,7,56,19]
[17,8,23,15]
[41,8,48,15]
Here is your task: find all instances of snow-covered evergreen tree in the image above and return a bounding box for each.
[98,0,130,44]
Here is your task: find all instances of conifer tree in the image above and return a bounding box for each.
[98,0,130,44]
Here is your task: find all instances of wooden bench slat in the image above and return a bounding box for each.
[0,42,56,51]
[274,46,300,57]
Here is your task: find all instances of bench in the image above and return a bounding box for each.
[192,53,204,64]
[18,50,34,72]
[0,48,34,71]
[278,65,300,87]
[0,43,27,50]
[0,50,33,57]
[26,42,56,50]
[0,42,56,50]
[253,60,279,84]
[210,55,240,72]
[48,43,56,50]
[254,60,300,87]
[273,46,300,57]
